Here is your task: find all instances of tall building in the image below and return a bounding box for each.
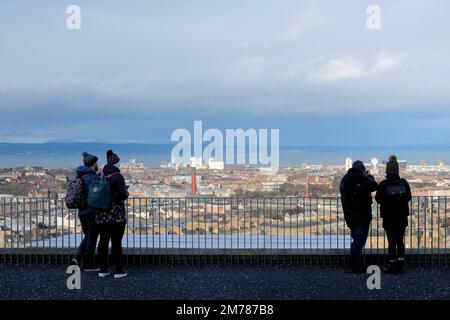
[190,157,203,169]
[191,169,198,196]
[345,157,353,171]
[371,157,379,174]
[208,159,224,170]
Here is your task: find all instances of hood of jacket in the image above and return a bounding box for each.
[346,167,364,177]
[76,165,97,177]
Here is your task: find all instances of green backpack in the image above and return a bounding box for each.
[87,177,113,210]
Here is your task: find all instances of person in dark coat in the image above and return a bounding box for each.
[340,160,378,273]
[71,152,100,271]
[97,150,129,279]
[375,155,412,274]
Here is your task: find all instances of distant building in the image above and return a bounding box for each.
[121,158,145,169]
[190,157,203,169]
[208,159,224,170]
[172,175,201,184]
[371,158,379,174]
[259,167,278,175]
[164,162,188,169]
[345,157,353,171]
[398,160,407,168]
[55,174,67,182]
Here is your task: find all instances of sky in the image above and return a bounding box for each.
[0,0,450,146]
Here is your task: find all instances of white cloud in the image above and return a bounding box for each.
[311,52,407,82]
[311,55,365,81]
[369,52,407,74]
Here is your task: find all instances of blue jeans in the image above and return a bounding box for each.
[349,221,371,269]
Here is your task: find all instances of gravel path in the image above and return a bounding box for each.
[1,264,449,300]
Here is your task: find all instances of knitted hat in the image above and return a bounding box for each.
[352,160,366,173]
[82,152,98,167]
[107,149,120,166]
[386,155,399,175]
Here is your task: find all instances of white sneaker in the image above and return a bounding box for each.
[98,271,111,278]
[84,267,101,272]
[114,272,128,279]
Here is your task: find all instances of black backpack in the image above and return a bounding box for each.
[386,180,407,199]
[351,182,366,207]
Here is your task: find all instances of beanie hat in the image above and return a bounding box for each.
[352,160,366,173]
[107,149,120,166]
[386,155,399,175]
[82,152,98,167]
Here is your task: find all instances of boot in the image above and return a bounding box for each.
[382,259,398,274]
[397,258,405,274]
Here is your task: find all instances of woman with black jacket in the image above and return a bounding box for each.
[97,150,129,279]
[375,155,412,274]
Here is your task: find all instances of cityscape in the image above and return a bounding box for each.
[1,156,449,251]
[1,156,450,199]
[2,0,450,304]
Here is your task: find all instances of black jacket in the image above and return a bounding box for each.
[375,174,412,228]
[340,168,378,226]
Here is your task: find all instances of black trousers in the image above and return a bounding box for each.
[97,222,126,272]
[76,214,99,267]
[384,224,406,260]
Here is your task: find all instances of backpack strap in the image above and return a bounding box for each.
[101,172,115,179]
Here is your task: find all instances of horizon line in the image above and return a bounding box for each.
[0,142,449,149]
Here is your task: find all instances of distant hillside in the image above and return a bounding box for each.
[0,143,172,155]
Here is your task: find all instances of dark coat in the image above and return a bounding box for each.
[102,164,129,205]
[94,165,129,225]
[75,165,99,216]
[340,168,379,227]
[375,174,412,228]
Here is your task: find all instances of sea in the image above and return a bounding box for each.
[0,143,449,169]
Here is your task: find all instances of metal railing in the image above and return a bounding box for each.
[0,196,449,265]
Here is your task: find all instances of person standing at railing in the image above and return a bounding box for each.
[375,155,412,274]
[340,160,378,273]
[96,150,129,279]
[71,152,101,271]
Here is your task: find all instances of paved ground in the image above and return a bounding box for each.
[1,264,450,300]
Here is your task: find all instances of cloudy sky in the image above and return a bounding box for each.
[0,0,450,146]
